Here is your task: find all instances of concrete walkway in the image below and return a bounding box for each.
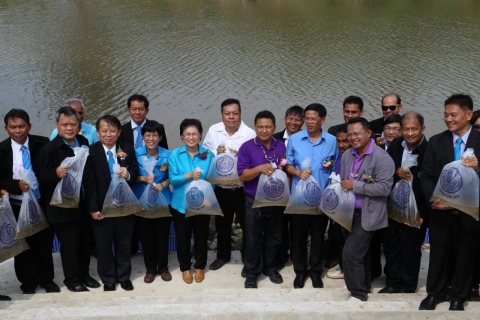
[1,249,479,319]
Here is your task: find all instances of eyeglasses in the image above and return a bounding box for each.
[381,105,397,112]
[473,124,480,131]
[384,126,401,133]
[183,132,200,138]
[303,117,320,123]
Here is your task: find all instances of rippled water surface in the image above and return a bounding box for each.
[1,0,480,146]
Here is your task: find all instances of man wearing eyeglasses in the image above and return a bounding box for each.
[370,93,403,136]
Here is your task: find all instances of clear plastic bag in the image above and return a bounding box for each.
[50,146,89,208]
[102,163,142,217]
[388,153,420,227]
[185,167,223,218]
[206,153,243,186]
[16,168,49,239]
[136,156,171,218]
[253,169,290,208]
[285,157,322,214]
[431,148,480,220]
[319,172,356,231]
[0,194,29,263]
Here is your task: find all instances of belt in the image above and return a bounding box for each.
[451,210,459,215]
[218,186,243,192]
[9,198,23,206]
[354,209,362,214]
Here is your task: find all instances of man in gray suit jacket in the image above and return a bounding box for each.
[339,117,395,301]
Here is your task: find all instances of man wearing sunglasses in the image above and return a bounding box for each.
[370,93,403,136]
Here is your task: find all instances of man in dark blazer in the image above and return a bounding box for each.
[0,109,58,294]
[39,106,99,292]
[380,112,428,294]
[273,105,304,270]
[83,115,139,292]
[419,94,480,311]
[369,93,403,135]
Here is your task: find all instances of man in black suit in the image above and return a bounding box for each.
[0,109,59,294]
[83,115,139,292]
[369,93,403,136]
[380,112,428,294]
[273,105,304,270]
[39,106,99,292]
[118,94,168,254]
[420,93,480,311]
[327,96,365,136]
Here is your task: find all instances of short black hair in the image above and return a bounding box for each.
[444,93,473,111]
[343,96,364,110]
[254,110,276,125]
[96,115,121,130]
[55,106,80,123]
[304,103,327,117]
[284,105,304,118]
[142,121,163,137]
[4,109,30,125]
[470,110,480,125]
[127,94,149,109]
[335,123,348,135]
[180,119,203,136]
[402,112,424,127]
[383,114,403,128]
[382,93,401,105]
[347,117,370,131]
[221,98,241,113]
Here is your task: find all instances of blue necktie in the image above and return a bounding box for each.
[20,146,40,199]
[135,126,143,149]
[107,150,115,175]
[454,138,462,161]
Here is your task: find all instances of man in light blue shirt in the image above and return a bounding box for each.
[50,98,99,145]
[285,103,339,289]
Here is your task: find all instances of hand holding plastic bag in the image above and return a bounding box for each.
[0,194,29,263]
[319,172,355,231]
[253,169,290,208]
[388,153,420,227]
[206,153,243,186]
[102,163,142,217]
[50,146,89,208]
[137,156,171,218]
[285,157,322,214]
[16,168,49,239]
[431,148,479,220]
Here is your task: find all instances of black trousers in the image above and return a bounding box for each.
[214,187,246,261]
[472,238,480,290]
[291,213,328,277]
[342,211,375,300]
[52,219,92,287]
[427,213,479,302]
[384,219,426,293]
[329,220,346,270]
[244,194,282,277]
[171,208,210,272]
[91,215,135,285]
[369,229,385,278]
[275,208,292,265]
[11,200,55,290]
[137,215,172,274]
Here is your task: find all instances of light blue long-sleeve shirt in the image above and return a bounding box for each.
[168,144,214,214]
[286,129,339,192]
[50,122,99,145]
[133,145,172,204]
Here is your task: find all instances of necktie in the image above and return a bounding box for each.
[135,126,143,149]
[454,138,462,161]
[107,151,115,175]
[20,146,40,199]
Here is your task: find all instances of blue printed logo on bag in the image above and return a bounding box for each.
[186,187,205,209]
[0,223,16,245]
[147,185,159,207]
[61,172,77,197]
[113,182,127,208]
[216,155,234,175]
[28,199,39,224]
[304,182,321,204]
[322,189,339,211]
[264,177,285,199]
[440,167,463,194]
[395,181,410,208]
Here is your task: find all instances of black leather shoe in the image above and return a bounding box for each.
[40,281,60,293]
[311,275,324,288]
[293,275,307,289]
[209,258,230,271]
[263,269,283,284]
[449,300,464,311]
[82,276,100,288]
[245,276,257,289]
[21,287,36,294]
[67,284,89,292]
[0,295,12,301]
[378,286,399,294]
[104,283,116,291]
[241,266,247,279]
[120,280,134,291]
[419,295,444,310]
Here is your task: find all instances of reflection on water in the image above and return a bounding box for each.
[1,0,480,147]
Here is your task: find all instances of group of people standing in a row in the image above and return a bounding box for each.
[0,93,479,312]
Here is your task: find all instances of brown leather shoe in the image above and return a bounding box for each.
[144,273,155,284]
[195,269,204,283]
[160,271,172,282]
[182,270,193,284]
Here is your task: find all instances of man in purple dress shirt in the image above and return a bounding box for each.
[339,117,394,301]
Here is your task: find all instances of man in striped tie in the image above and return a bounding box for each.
[0,109,58,294]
